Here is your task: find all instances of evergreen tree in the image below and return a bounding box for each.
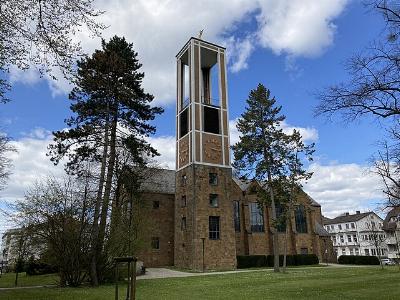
[233,84,314,272]
[233,84,289,272]
[48,36,163,285]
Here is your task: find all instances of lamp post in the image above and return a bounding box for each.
[201,238,205,272]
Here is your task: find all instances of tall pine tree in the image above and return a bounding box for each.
[233,83,292,273]
[49,36,163,285]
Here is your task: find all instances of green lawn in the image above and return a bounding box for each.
[0,267,399,300]
[0,272,59,288]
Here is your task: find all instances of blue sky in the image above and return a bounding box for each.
[0,0,391,235]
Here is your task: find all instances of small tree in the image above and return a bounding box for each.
[366,220,386,269]
[13,175,94,286]
[233,84,294,273]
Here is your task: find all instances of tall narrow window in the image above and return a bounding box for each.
[209,216,220,240]
[203,106,219,134]
[181,195,187,207]
[275,204,287,233]
[233,201,240,232]
[295,205,307,233]
[151,237,160,250]
[209,173,218,185]
[180,108,189,137]
[182,63,190,108]
[209,194,219,207]
[181,217,186,231]
[249,202,264,232]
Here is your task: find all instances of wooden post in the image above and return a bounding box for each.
[115,264,119,300]
[131,258,137,300]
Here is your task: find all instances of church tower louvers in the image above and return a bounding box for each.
[174,37,237,270]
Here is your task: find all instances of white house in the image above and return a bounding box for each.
[323,211,388,259]
[382,207,400,262]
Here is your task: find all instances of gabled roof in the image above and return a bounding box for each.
[315,222,330,236]
[232,177,253,191]
[139,168,175,194]
[323,212,372,225]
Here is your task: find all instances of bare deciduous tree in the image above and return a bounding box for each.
[0,0,105,103]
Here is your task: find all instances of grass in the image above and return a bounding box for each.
[0,272,59,288]
[0,266,399,300]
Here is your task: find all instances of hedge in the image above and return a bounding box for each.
[338,255,380,265]
[237,254,319,269]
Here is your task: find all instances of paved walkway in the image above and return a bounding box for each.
[137,263,359,280]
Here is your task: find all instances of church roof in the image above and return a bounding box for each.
[315,222,330,236]
[140,168,176,194]
[232,177,252,191]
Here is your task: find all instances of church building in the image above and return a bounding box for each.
[136,37,334,271]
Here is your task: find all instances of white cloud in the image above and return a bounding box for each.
[256,0,348,57]
[281,120,319,142]
[304,163,385,218]
[8,0,349,103]
[229,118,319,146]
[0,129,64,205]
[147,135,176,169]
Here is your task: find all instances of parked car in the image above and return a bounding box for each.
[381,258,395,265]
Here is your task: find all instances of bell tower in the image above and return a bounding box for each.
[174,37,236,270]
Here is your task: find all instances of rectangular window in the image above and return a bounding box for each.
[181,195,187,207]
[351,223,355,229]
[365,249,370,256]
[371,249,376,255]
[355,248,359,255]
[180,108,189,138]
[181,217,186,231]
[276,204,287,233]
[295,205,307,233]
[233,201,240,232]
[342,248,346,255]
[209,216,220,240]
[300,248,308,255]
[346,223,349,229]
[181,174,187,186]
[209,173,218,185]
[347,235,352,242]
[249,202,264,232]
[151,237,160,250]
[353,235,357,243]
[338,224,342,230]
[209,194,219,207]
[340,235,344,243]
[203,106,220,134]
[153,201,160,209]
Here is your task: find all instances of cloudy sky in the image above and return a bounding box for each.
[0,0,389,235]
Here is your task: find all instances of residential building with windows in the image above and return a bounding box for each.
[382,207,400,262]
[323,211,388,259]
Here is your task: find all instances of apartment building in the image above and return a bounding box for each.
[323,211,388,258]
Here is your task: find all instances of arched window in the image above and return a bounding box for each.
[295,205,308,233]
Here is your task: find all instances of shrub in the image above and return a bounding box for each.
[237,255,268,269]
[338,255,380,265]
[237,254,319,269]
[24,257,58,276]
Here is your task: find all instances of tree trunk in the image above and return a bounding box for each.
[267,171,280,273]
[90,121,109,286]
[14,271,18,287]
[97,113,118,274]
[282,223,288,273]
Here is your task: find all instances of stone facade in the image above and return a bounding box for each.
[136,37,333,269]
[136,169,335,268]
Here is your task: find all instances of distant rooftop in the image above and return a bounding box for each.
[323,211,373,225]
